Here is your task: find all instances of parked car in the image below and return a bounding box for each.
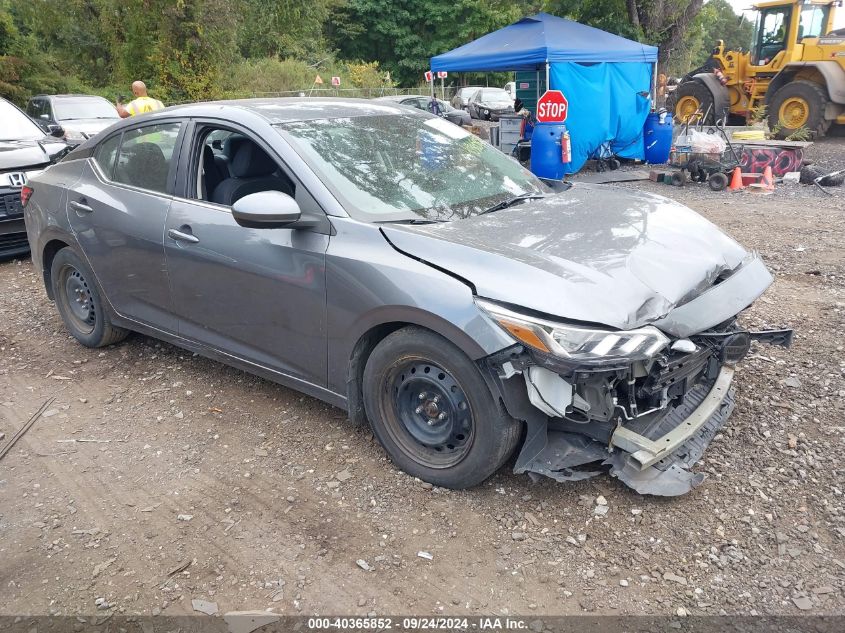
[455,86,483,109]
[27,94,120,147]
[373,95,470,126]
[24,98,792,495]
[0,98,69,258]
[468,87,515,121]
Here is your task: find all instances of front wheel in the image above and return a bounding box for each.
[51,248,128,348]
[671,80,715,124]
[768,80,830,139]
[363,327,521,489]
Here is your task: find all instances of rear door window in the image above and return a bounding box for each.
[112,122,182,194]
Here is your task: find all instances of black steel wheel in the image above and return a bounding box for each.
[60,266,96,335]
[363,327,521,488]
[51,248,128,348]
[388,360,474,468]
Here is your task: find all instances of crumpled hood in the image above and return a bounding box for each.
[381,183,751,331]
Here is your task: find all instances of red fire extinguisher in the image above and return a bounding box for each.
[561,129,572,164]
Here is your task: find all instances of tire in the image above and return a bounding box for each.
[768,80,831,139]
[708,172,729,191]
[800,163,845,186]
[671,80,715,124]
[51,248,128,348]
[671,171,687,187]
[362,326,521,489]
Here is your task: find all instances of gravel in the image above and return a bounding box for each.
[0,134,843,616]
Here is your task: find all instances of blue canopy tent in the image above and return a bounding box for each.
[431,13,658,173]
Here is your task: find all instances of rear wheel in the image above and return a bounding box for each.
[672,80,715,124]
[768,80,831,139]
[363,327,520,489]
[51,248,128,348]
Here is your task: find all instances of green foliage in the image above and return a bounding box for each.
[236,0,334,60]
[327,0,529,85]
[221,57,321,96]
[0,0,727,104]
[669,0,754,75]
[347,61,392,89]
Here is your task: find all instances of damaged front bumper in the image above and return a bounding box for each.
[485,330,791,496]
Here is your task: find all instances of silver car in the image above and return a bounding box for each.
[24,98,791,496]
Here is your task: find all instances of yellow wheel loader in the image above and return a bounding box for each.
[670,0,845,138]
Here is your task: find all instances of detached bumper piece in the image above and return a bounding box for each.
[510,365,736,496]
[606,368,735,495]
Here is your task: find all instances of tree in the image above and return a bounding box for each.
[328,0,528,86]
[545,0,708,70]
[235,0,334,60]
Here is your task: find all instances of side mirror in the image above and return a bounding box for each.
[47,124,65,138]
[232,190,304,229]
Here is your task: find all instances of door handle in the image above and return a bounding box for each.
[168,228,200,244]
[69,200,93,214]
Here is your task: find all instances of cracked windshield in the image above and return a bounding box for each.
[279,114,547,222]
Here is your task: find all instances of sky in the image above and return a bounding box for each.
[724,0,845,30]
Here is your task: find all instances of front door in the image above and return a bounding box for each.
[164,123,330,387]
[68,121,184,331]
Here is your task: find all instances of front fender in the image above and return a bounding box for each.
[691,73,730,122]
[325,218,514,397]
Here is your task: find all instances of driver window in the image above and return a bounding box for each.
[757,9,789,64]
[192,125,296,208]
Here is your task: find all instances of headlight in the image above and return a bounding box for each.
[476,298,669,363]
[64,130,88,143]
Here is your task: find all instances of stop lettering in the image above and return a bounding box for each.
[536,90,569,123]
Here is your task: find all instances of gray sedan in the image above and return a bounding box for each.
[24,98,791,495]
[372,95,471,126]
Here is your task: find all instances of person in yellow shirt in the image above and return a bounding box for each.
[116,81,165,118]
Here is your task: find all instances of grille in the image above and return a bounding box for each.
[0,231,30,254]
[0,193,24,219]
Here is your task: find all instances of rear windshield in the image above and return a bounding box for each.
[278,113,546,222]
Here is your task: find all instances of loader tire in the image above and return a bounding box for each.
[768,80,831,140]
[671,80,715,125]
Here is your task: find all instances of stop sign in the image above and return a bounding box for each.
[536,90,569,123]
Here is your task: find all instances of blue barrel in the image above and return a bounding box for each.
[530,122,568,180]
[643,112,673,164]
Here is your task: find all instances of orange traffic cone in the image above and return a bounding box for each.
[761,165,775,191]
[729,166,744,191]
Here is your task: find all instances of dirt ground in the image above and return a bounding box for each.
[1,137,844,619]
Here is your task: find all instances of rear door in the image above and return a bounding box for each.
[67,120,185,331]
[163,119,330,386]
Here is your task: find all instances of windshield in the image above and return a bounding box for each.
[799,5,829,39]
[0,99,45,141]
[53,97,119,121]
[278,113,547,222]
[479,89,510,102]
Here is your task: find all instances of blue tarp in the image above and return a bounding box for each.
[550,62,652,173]
[430,12,656,173]
[430,13,657,71]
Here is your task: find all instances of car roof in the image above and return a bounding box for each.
[33,94,110,101]
[127,97,414,125]
[373,95,444,102]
